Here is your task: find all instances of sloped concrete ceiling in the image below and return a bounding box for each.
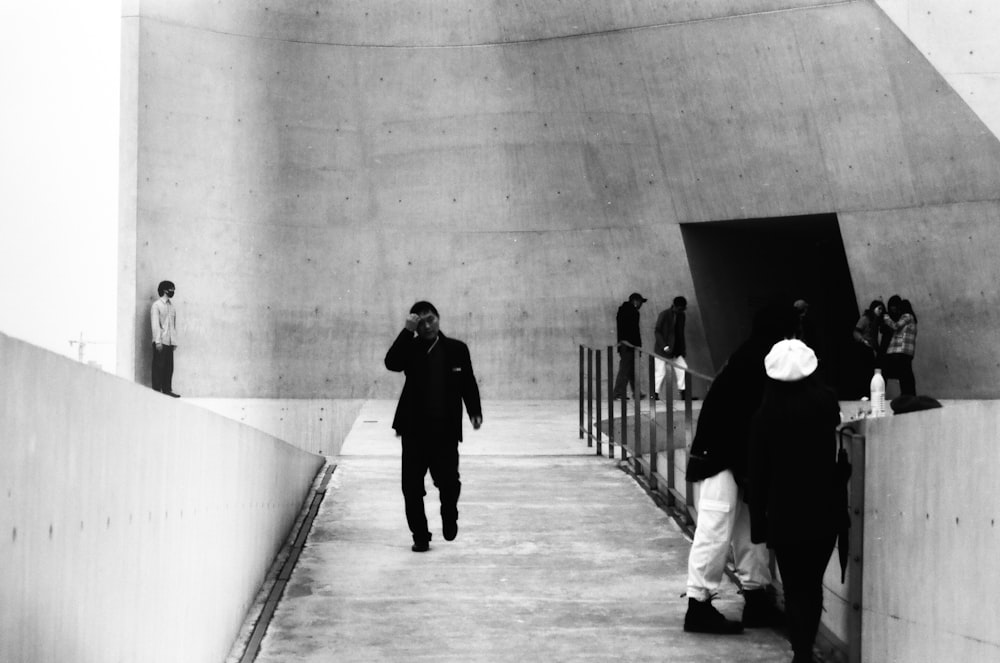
[122,0,1000,398]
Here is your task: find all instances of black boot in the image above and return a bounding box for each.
[683,597,743,634]
[741,588,783,628]
[411,533,431,553]
[443,511,458,541]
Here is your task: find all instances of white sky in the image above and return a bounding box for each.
[0,3,120,366]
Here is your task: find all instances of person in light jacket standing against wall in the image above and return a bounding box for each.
[150,280,180,397]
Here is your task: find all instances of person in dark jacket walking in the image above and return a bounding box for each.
[385,301,483,552]
[749,339,844,663]
[683,301,792,634]
[653,295,689,400]
[612,292,646,400]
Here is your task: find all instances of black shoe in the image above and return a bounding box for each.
[741,589,783,628]
[614,393,627,400]
[443,519,458,541]
[411,533,431,552]
[165,392,181,398]
[683,597,743,634]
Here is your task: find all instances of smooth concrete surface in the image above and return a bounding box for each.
[122,1,1000,401]
[859,401,1000,662]
[251,400,794,662]
[0,332,324,663]
[875,0,1000,139]
[189,398,366,455]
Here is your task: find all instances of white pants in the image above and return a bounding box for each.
[654,355,687,396]
[686,469,772,601]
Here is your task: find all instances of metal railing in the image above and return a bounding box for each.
[579,342,866,663]
[578,343,715,524]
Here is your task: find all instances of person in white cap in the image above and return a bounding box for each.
[749,338,844,663]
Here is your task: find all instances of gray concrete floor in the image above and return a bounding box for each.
[252,400,793,662]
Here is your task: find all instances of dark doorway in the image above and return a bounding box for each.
[681,214,866,399]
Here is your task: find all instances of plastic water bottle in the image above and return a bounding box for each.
[870,369,886,417]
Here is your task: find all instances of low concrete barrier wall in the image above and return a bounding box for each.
[189,398,365,456]
[861,402,1000,662]
[0,332,325,663]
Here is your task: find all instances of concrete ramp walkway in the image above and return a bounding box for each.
[252,401,792,662]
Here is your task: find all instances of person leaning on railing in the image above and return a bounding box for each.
[682,301,793,635]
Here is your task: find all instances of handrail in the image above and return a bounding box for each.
[578,341,865,663]
[578,341,715,526]
[617,340,716,382]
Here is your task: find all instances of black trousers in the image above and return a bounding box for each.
[152,345,175,393]
[882,353,916,396]
[613,346,636,397]
[401,432,461,543]
[774,534,837,661]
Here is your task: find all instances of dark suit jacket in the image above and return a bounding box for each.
[385,330,482,441]
[653,307,685,357]
[616,301,642,348]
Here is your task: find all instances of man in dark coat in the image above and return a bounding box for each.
[683,301,792,634]
[385,301,483,552]
[612,292,647,400]
[653,295,689,399]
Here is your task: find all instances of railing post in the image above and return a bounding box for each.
[648,354,657,485]
[595,349,603,456]
[586,347,594,447]
[619,347,628,461]
[578,345,584,439]
[665,364,676,506]
[632,348,641,475]
[680,370,694,519]
[607,346,615,459]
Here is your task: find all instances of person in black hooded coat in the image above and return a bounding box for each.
[749,338,843,663]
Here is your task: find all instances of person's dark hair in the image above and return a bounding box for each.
[409,300,439,317]
[750,298,798,344]
[157,280,175,296]
[901,299,917,323]
[887,294,902,309]
[865,299,885,320]
[673,296,687,308]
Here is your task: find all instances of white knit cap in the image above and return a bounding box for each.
[764,339,818,382]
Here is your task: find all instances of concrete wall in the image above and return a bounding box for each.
[0,332,325,663]
[120,0,1000,399]
[875,0,1000,139]
[189,397,365,455]
[860,402,1000,662]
